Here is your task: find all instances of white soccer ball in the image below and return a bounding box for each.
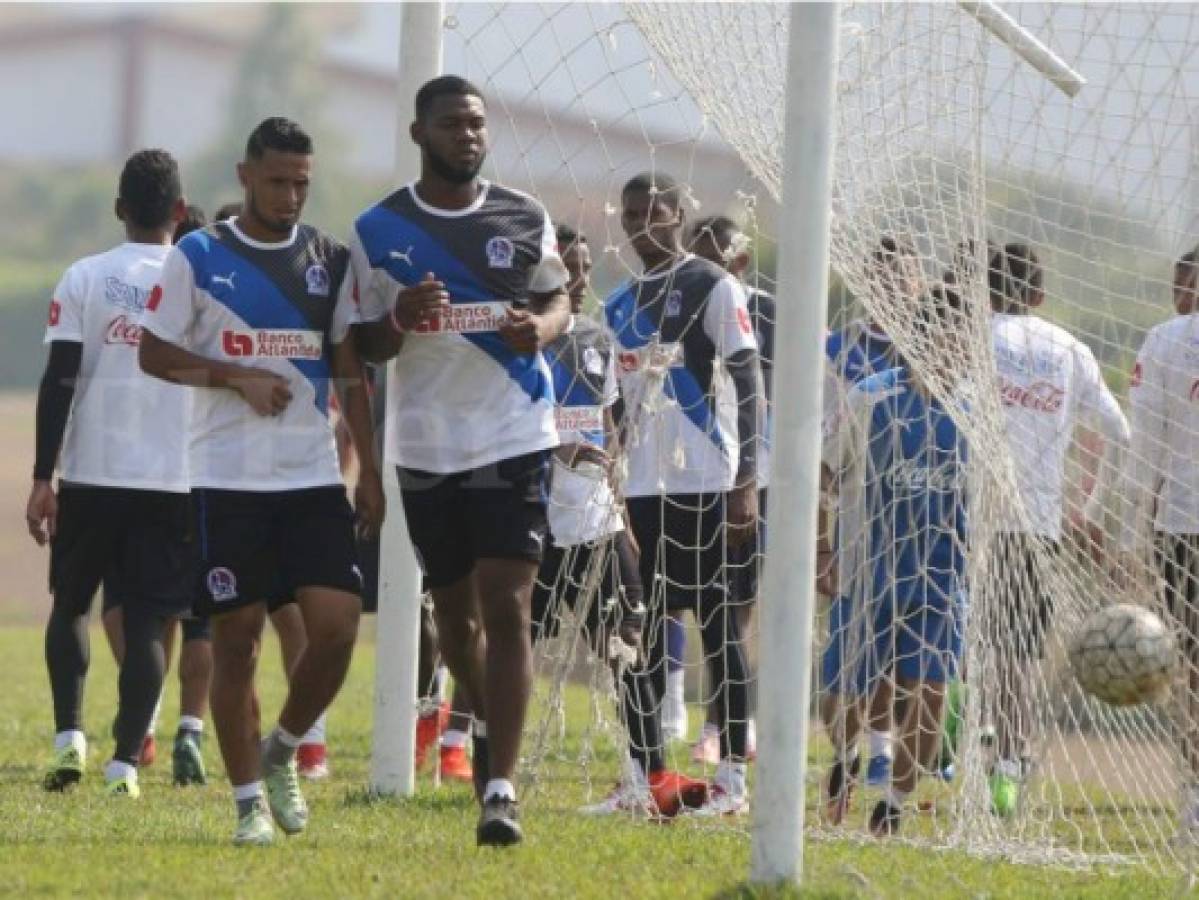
[1067,604,1178,707]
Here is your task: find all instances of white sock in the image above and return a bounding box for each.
[666,668,685,703]
[867,728,893,760]
[473,719,488,739]
[147,688,164,737]
[746,718,757,747]
[441,728,469,749]
[625,756,650,792]
[302,712,327,745]
[273,725,303,748]
[483,777,516,802]
[105,759,136,782]
[885,786,910,809]
[178,716,204,734]
[715,759,748,796]
[233,781,264,802]
[434,665,448,703]
[54,730,86,751]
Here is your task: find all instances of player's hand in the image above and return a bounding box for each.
[393,272,450,331]
[726,481,759,547]
[815,547,838,597]
[354,468,385,540]
[556,441,610,470]
[233,368,292,416]
[25,479,57,546]
[498,307,553,354]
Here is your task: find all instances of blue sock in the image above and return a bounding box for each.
[666,616,686,671]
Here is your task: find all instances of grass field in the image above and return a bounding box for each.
[0,626,1187,899]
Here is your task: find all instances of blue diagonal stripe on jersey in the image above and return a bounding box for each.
[178,233,330,413]
[355,202,550,403]
[604,283,655,350]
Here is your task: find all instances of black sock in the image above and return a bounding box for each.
[45,596,91,734]
[113,609,169,765]
[621,667,664,776]
[472,734,490,801]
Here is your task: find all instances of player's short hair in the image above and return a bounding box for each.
[118,149,182,230]
[988,243,1042,312]
[873,234,918,268]
[214,202,242,222]
[690,215,739,249]
[415,75,485,121]
[173,204,208,244]
[555,223,585,248]
[622,171,683,211]
[1175,246,1199,286]
[245,117,313,160]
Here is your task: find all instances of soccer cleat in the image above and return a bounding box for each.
[989,772,1019,818]
[172,731,207,786]
[938,763,956,783]
[690,729,720,766]
[578,782,657,818]
[824,755,861,825]
[439,745,474,783]
[647,769,708,818]
[869,799,902,837]
[139,734,157,768]
[415,712,441,771]
[690,782,749,818]
[865,754,893,788]
[263,758,309,835]
[477,796,523,847]
[233,799,276,847]
[105,773,141,799]
[297,743,329,781]
[43,743,85,792]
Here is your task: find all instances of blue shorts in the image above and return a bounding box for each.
[820,595,856,694]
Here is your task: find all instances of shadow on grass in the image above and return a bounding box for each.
[712,883,853,900]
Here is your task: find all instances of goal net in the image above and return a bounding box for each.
[429,0,1199,872]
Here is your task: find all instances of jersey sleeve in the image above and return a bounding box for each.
[527,210,569,295]
[330,261,361,345]
[140,245,198,345]
[44,262,86,344]
[349,228,390,324]
[702,275,758,359]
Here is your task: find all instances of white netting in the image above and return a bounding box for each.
[435,1,1199,872]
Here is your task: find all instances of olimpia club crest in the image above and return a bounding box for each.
[486,236,515,269]
[305,264,330,297]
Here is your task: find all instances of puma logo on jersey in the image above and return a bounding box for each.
[211,272,237,292]
[389,246,415,266]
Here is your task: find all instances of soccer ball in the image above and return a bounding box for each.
[1067,604,1178,707]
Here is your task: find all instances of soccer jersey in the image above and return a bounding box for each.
[141,219,357,491]
[44,242,189,492]
[991,313,1129,539]
[351,181,567,473]
[823,367,968,611]
[748,287,776,488]
[605,254,758,497]
[1124,313,1199,538]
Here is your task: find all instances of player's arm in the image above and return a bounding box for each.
[1075,344,1131,552]
[331,337,384,539]
[500,212,571,353]
[1121,331,1168,557]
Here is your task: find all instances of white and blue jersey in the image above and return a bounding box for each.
[821,367,968,692]
[143,219,358,491]
[350,181,568,473]
[605,254,758,497]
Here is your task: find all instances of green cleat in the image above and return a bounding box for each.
[989,772,1019,818]
[106,773,141,799]
[172,731,206,786]
[263,758,309,835]
[43,743,85,792]
[233,799,276,847]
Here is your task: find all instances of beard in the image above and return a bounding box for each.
[425,144,485,185]
[247,190,297,236]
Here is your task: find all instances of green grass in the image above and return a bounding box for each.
[0,625,1186,898]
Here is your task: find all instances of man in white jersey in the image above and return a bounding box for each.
[352,76,570,846]
[140,118,382,846]
[26,150,192,799]
[1121,247,1199,838]
[607,172,764,816]
[986,242,1129,816]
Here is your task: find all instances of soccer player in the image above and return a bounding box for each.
[819,236,919,817]
[986,242,1129,816]
[687,215,773,764]
[351,75,570,846]
[607,172,764,816]
[1121,247,1199,838]
[821,284,970,836]
[26,149,193,799]
[537,223,708,817]
[139,117,382,846]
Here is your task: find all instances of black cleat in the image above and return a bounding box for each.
[477,797,523,847]
[824,754,860,825]
[869,799,902,837]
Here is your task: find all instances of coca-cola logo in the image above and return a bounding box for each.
[104,315,142,346]
[999,378,1064,413]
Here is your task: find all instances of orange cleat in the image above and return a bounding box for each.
[439,744,474,783]
[297,742,329,780]
[647,768,709,818]
[138,734,157,768]
[415,711,441,771]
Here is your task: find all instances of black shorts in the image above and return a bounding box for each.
[987,532,1058,661]
[531,530,643,642]
[1156,533,1199,641]
[50,484,196,618]
[627,492,731,613]
[193,486,362,616]
[398,451,550,590]
[728,488,767,606]
[101,585,212,641]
